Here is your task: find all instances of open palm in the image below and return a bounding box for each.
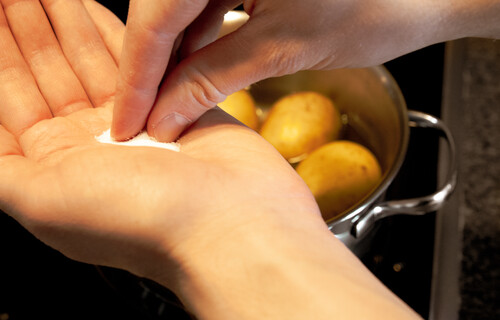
[0,0,319,287]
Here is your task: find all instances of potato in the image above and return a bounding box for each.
[218,89,260,131]
[296,140,382,221]
[259,92,342,162]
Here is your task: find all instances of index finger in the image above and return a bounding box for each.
[111,0,209,141]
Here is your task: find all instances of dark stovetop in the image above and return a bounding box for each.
[0,2,446,319]
[362,43,445,319]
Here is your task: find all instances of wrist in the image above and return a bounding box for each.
[173,209,332,319]
[156,201,327,317]
[150,203,420,320]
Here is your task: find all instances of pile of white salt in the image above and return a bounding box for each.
[95,129,180,152]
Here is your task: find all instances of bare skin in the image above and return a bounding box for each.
[0,1,424,319]
[111,0,500,142]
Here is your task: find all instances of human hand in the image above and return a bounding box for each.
[111,0,500,142]
[0,0,318,287]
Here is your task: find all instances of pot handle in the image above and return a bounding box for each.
[351,110,457,238]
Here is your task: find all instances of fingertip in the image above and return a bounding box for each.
[110,114,145,141]
[243,0,256,16]
[110,126,130,142]
[148,112,192,142]
[109,125,126,141]
[111,78,157,141]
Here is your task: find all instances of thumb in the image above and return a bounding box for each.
[146,16,301,142]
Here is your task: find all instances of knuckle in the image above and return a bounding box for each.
[183,66,226,111]
[135,17,175,43]
[260,41,304,77]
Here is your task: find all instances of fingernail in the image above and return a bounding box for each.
[153,112,192,142]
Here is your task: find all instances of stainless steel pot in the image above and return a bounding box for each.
[220,11,457,251]
[248,68,457,250]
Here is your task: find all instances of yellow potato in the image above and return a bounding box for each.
[259,92,342,162]
[218,89,260,130]
[296,140,382,221]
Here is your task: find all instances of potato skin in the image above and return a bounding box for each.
[219,89,260,131]
[296,141,382,221]
[259,92,342,161]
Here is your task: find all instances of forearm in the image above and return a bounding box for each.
[156,209,421,320]
[439,0,500,40]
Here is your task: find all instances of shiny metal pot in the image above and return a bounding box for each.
[220,12,456,251]
[248,67,456,251]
